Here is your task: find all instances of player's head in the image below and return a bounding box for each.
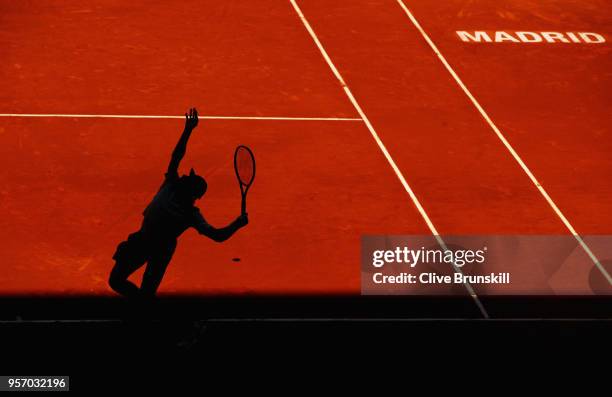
[179,168,207,201]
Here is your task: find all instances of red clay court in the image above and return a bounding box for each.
[1,0,611,309]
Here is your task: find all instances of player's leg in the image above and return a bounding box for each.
[109,233,147,297]
[140,240,177,298]
[109,258,145,298]
[139,256,171,298]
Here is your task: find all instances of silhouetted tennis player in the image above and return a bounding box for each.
[109,108,248,298]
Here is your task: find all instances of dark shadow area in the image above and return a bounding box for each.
[0,295,610,390]
[0,295,610,320]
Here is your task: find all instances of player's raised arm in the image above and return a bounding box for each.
[167,107,199,178]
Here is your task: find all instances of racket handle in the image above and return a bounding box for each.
[241,195,246,216]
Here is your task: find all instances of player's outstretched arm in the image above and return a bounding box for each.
[167,107,199,177]
[195,214,248,243]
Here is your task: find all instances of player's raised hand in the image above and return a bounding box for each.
[184,107,199,131]
[236,213,249,228]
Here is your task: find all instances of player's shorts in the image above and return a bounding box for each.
[112,231,177,265]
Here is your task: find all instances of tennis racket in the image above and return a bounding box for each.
[234,145,256,216]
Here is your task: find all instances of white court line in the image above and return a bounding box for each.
[290,0,489,318]
[0,113,362,121]
[396,0,612,286]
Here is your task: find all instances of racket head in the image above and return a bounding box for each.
[234,145,256,189]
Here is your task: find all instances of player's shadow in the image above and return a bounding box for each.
[108,108,248,300]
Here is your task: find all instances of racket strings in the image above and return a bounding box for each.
[235,147,255,186]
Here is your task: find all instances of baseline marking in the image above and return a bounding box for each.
[396,0,611,285]
[290,0,489,318]
[0,113,362,122]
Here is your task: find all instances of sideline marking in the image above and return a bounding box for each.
[396,0,612,285]
[290,0,489,318]
[0,113,362,121]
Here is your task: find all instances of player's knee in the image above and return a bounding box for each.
[108,276,120,292]
[108,265,126,291]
